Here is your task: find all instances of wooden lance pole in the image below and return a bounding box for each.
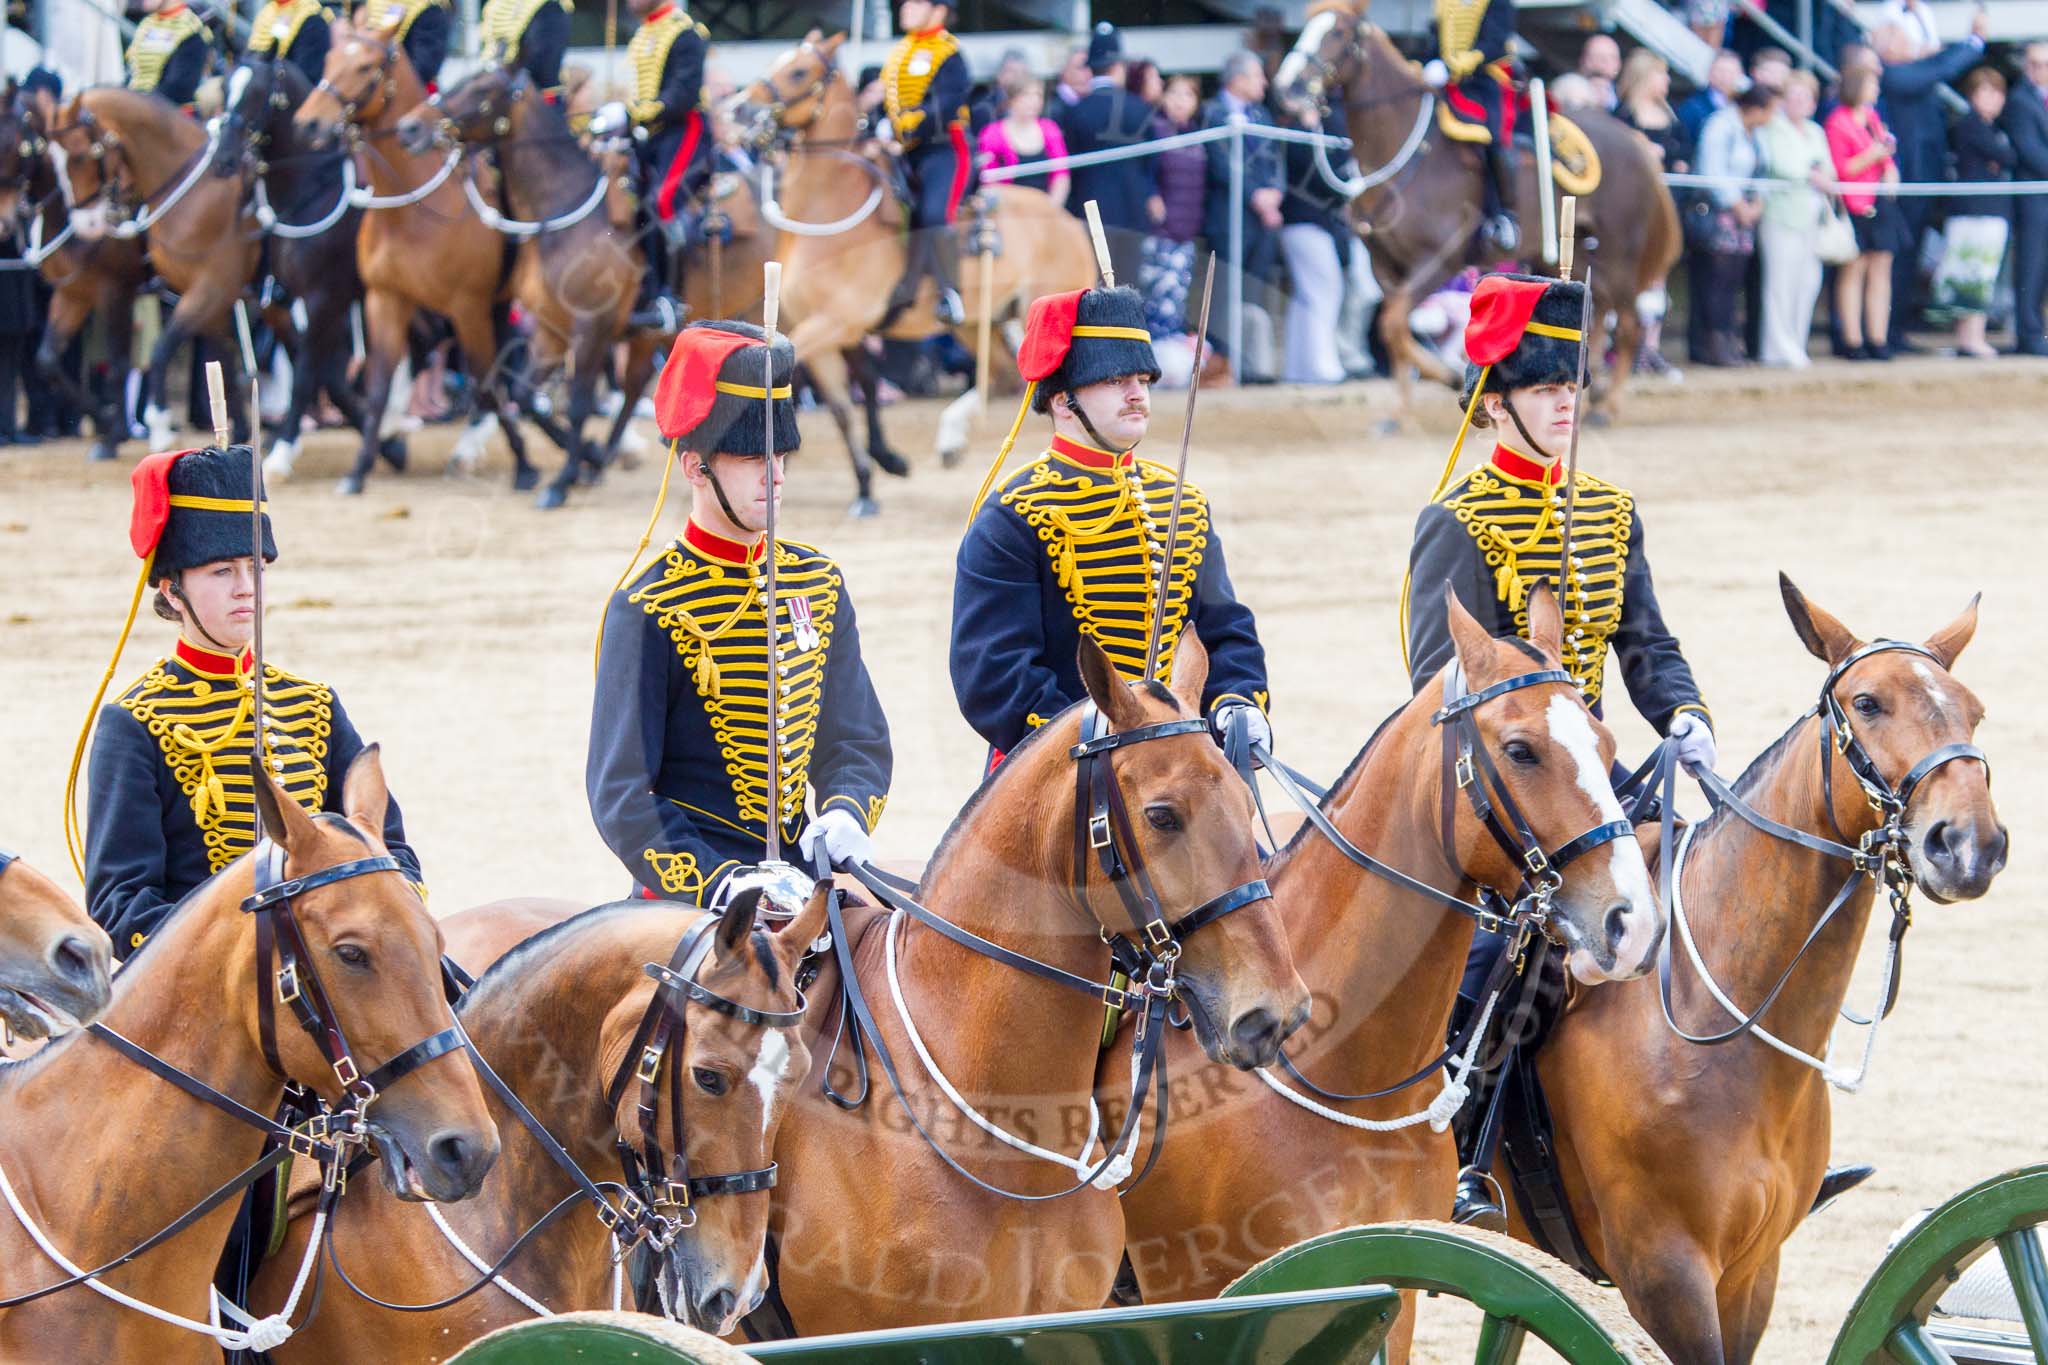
[1144,253,1218,680]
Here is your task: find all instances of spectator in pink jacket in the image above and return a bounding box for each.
[975,72,1070,208]
[1825,66,1904,359]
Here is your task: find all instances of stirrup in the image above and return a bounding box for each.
[629,295,684,334]
[1809,1162,1876,1216]
[1453,1166,1508,1231]
[935,287,965,327]
[1482,213,1521,253]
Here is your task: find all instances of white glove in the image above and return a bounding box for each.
[589,100,630,139]
[1669,712,1718,775]
[1211,701,1274,755]
[1422,59,1451,89]
[716,860,812,919]
[798,807,874,873]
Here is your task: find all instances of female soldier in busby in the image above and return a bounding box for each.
[587,321,893,910]
[74,445,421,959]
[949,283,1272,769]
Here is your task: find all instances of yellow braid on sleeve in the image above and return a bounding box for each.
[965,379,1036,530]
[66,557,152,882]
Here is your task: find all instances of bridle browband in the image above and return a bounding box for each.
[1656,638,1990,1047]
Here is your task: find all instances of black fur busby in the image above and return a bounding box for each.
[1027,285,1161,414]
[654,320,800,458]
[1087,21,1122,73]
[1457,271,1587,417]
[143,445,277,579]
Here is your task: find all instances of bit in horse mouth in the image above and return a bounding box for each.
[0,984,76,1037]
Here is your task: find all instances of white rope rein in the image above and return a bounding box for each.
[24,209,73,264]
[105,126,223,240]
[254,157,357,238]
[1254,975,1499,1134]
[0,1144,322,1353]
[348,145,462,210]
[461,163,609,237]
[882,910,1137,1190]
[1669,821,1898,1092]
[758,162,885,238]
[1312,89,1434,199]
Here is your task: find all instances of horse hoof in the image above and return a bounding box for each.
[379,436,409,472]
[874,448,911,478]
[87,441,118,464]
[512,466,540,492]
[848,496,881,519]
[575,462,602,488]
[335,475,365,497]
[938,447,961,470]
[535,485,568,511]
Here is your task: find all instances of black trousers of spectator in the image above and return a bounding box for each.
[2014,201,2048,352]
[1743,250,1764,359]
[1695,249,1749,352]
[1891,198,1933,337]
[1685,247,1713,360]
[0,333,23,438]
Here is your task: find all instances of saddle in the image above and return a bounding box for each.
[1436,74,1603,196]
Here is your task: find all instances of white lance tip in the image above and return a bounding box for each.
[1559,196,1578,278]
[762,260,782,334]
[1083,200,1115,287]
[204,361,230,448]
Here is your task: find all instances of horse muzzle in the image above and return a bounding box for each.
[1911,816,2009,903]
[392,114,435,156]
[370,1118,499,1203]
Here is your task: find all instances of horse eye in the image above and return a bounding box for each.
[334,943,371,969]
[1145,804,1182,832]
[1853,695,1882,718]
[1503,740,1539,766]
[693,1066,729,1096]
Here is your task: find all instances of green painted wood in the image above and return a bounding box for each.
[746,1285,1400,1363]
[1827,1164,2048,1365]
[1882,1321,1958,1365]
[1475,1312,1529,1365]
[1995,1228,2048,1365]
[448,1312,762,1364]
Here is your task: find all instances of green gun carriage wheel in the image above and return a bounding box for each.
[1222,1220,1670,1364]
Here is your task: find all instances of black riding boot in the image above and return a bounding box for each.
[1450,1003,1513,1231]
[1482,138,1521,254]
[629,214,685,333]
[885,231,933,326]
[931,227,965,327]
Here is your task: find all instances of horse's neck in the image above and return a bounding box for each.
[1348,52,1429,209]
[1678,717,1883,1053]
[100,94,202,193]
[0,891,281,1280]
[780,84,870,220]
[1270,707,1476,1081]
[262,114,331,209]
[356,72,435,195]
[497,105,595,221]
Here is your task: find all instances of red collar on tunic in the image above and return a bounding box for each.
[1049,433,1134,470]
[684,518,767,565]
[1489,444,1563,485]
[175,638,254,677]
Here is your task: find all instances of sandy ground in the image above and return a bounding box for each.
[1,356,2042,1360]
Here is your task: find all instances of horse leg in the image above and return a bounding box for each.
[1374,289,1419,436]
[36,293,116,460]
[804,346,877,519]
[843,344,908,476]
[1611,1243,1729,1365]
[140,304,198,454]
[338,290,410,495]
[598,331,658,472]
[536,328,607,511]
[1593,286,1640,428]
[1717,1256,1779,1365]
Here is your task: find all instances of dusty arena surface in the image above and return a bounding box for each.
[2,356,2042,1360]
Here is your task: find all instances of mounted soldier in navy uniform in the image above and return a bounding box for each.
[951,285,1272,767]
[77,445,422,961]
[245,0,334,87]
[1060,23,1156,288]
[1427,0,1521,251]
[589,322,894,910]
[355,0,452,87]
[478,0,571,99]
[880,0,970,326]
[588,0,711,331]
[126,0,216,112]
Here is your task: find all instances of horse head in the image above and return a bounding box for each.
[1437,582,1663,982]
[396,63,525,157]
[595,887,828,1333]
[0,855,112,1040]
[213,59,297,179]
[44,93,123,240]
[243,747,500,1201]
[0,93,41,228]
[1061,633,1309,1069]
[1275,0,1370,123]
[1779,575,2006,902]
[734,29,845,151]
[297,19,405,150]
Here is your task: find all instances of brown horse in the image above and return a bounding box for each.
[765,636,1308,1332]
[0,92,145,463]
[1274,0,1681,427]
[48,87,262,452]
[1111,585,1662,1360]
[0,853,112,1042]
[1526,578,2006,1364]
[736,33,1093,483]
[251,890,829,1354]
[297,21,564,497]
[0,752,499,1361]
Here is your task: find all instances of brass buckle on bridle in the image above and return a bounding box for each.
[635,1042,665,1085]
[276,960,302,1005]
[1089,811,1113,849]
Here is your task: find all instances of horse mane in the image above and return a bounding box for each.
[1691,710,1815,842]
[456,899,652,1018]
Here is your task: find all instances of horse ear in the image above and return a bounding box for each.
[821,31,846,57]
[1167,630,1209,715]
[1778,573,1860,665]
[774,882,832,970]
[1077,637,1145,730]
[716,886,760,958]
[251,756,317,855]
[1443,581,1503,689]
[1924,592,1980,671]
[341,745,392,848]
[1525,580,1564,662]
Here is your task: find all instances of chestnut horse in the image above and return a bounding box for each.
[0,752,499,1361]
[763,635,1308,1332]
[735,33,1093,481]
[1527,578,2006,1364]
[47,87,261,452]
[1273,0,1681,427]
[297,21,565,497]
[1112,585,1663,1362]
[252,890,830,1355]
[0,851,111,1042]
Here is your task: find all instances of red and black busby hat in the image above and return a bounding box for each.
[1457,271,1587,413]
[130,445,277,579]
[653,320,799,458]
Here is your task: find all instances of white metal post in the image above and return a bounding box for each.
[1228,112,1244,386]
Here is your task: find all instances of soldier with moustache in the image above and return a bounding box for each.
[78,445,422,960]
[589,322,893,909]
[126,0,216,111]
[951,284,1272,766]
[245,0,334,87]
[880,0,971,326]
[477,0,571,98]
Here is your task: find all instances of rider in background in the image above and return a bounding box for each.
[880,0,969,326]
[477,0,570,100]
[1428,0,1520,250]
[1403,270,1714,1226]
[951,285,1271,769]
[355,0,454,88]
[588,0,708,332]
[126,0,215,112]
[589,322,894,907]
[244,0,333,87]
[79,446,422,960]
